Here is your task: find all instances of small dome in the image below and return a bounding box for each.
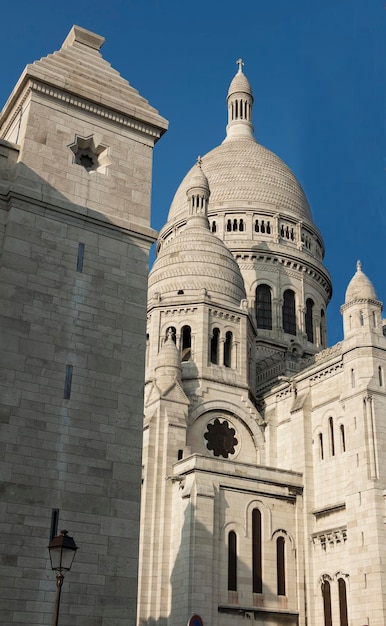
[345,260,378,303]
[156,328,181,370]
[187,160,209,194]
[227,68,253,99]
[149,223,246,308]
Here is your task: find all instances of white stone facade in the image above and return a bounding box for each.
[139,64,386,626]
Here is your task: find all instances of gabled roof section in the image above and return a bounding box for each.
[0,25,168,138]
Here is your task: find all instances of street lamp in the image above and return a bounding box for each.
[48,530,78,626]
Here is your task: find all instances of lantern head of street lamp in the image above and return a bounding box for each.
[48,529,78,573]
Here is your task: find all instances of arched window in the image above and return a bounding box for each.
[181,326,191,362]
[239,219,244,231]
[276,536,285,596]
[211,221,216,233]
[319,433,324,460]
[305,298,314,343]
[252,509,262,594]
[282,290,296,336]
[378,366,383,387]
[224,331,232,368]
[338,578,348,626]
[322,580,332,626]
[228,531,237,591]
[226,219,232,232]
[256,285,272,330]
[340,424,346,453]
[166,327,176,343]
[211,328,220,364]
[329,417,335,457]
[233,219,238,231]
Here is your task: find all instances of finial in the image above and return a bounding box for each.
[166,327,175,342]
[356,260,362,272]
[197,156,202,167]
[236,58,244,73]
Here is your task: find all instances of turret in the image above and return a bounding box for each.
[341,261,383,341]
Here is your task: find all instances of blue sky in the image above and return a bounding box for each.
[0,0,384,346]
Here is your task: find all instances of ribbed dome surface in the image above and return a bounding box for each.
[227,71,253,97]
[345,261,378,303]
[149,224,246,307]
[167,137,312,224]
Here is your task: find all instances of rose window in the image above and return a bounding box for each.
[204,418,238,458]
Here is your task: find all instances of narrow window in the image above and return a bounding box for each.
[280,224,285,237]
[233,219,238,231]
[252,509,262,594]
[227,219,232,232]
[64,365,73,399]
[319,433,324,460]
[239,219,244,231]
[329,417,335,457]
[305,298,314,343]
[228,531,237,591]
[340,424,346,453]
[276,536,285,596]
[266,221,271,234]
[211,221,217,233]
[373,311,377,327]
[378,366,383,387]
[76,243,85,272]
[320,309,326,347]
[255,220,259,232]
[261,220,265,233]
[181,326,192,362]
[224,331,232,368]
[351,368,355,388]
[338,578,348,626]
[50,508,59,541]
[282,290,296,336]
[322,580,332,626]
[211,328,220,364]
[177,449,183,460]
[360,310,364,326]
[256,285,272,330]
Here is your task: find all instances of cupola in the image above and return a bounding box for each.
[341,261,383,340]
[225,59,254,141]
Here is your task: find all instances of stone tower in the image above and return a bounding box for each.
[0,26,167,626]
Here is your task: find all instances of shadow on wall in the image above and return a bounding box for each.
[140,492,300,626]
[0,153,151,625]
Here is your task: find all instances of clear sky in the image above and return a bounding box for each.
[0,0,384,346]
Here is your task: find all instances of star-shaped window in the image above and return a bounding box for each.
[68,135,111,174]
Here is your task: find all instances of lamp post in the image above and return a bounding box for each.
[48,529,78,626]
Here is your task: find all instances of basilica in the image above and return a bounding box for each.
[138,62,386,626]
[0,27,385,626]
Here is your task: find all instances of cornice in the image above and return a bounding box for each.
[1,79,165,142]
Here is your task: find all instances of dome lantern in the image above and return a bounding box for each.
[225,59,254,141]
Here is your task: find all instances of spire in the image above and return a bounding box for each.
[185,159,210,228]
[224,59,255,142]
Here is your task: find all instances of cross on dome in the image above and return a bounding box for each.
[236,58,244,73]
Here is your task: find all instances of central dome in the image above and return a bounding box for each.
[167,136,312,225]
